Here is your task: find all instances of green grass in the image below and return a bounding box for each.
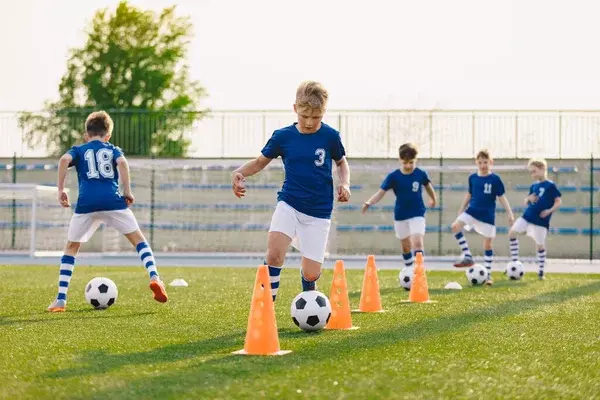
[1,265,600,400]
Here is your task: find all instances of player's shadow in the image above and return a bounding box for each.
[0,311,157,327]
[50,280,600,399]
[43,331,246,380]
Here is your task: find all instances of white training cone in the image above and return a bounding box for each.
[169,278,189,287]
[444,282,463,290]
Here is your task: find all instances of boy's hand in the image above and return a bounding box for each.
[526,194,538,204]
[58,190,70,208]
[337,184,351,202]
[508,215,515,226]
[232,172,246,198]
[361,202,370,214]
[540,209,552,218]
[428,199,436,208]
[123,190,135,206]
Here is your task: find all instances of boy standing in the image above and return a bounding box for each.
[47,111,168,312]
[508,158,562,280]
[362,143,437,270]
[451,149,515,285]
[231,81,351,301]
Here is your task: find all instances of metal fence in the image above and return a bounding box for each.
[1,110,599,158]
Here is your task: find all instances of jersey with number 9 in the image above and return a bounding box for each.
[67,141,128,214]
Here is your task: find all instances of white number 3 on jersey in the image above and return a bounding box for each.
[314,148,325,167]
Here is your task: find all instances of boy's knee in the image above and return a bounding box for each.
[411,235,424,250]
[65,241,81,252]
[266,248,285,266]
[451,222,462,233]
[302,271,320,282]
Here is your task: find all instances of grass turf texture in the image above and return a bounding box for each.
[1,265,599,400]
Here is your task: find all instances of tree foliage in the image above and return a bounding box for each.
[19,1,206,156]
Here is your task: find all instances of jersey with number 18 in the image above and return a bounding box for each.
[67,141,128,214]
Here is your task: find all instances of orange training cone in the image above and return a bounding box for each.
[353,255,384,312]
[326,260,358,330]
[233,265,291,356]
[406,252,435,303]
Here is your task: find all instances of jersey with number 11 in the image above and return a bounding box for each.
[67,141,128,214]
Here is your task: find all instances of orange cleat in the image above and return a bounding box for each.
[149,278,168,303]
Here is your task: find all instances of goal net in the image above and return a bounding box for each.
[0,160,597,260]
[0,184,72,256]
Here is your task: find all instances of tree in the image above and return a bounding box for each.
[19,1,206,157]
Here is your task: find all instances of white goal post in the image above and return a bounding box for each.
[0,183,70,257]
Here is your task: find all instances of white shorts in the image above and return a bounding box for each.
[510,217,548,245]
[394,217,426,240]
[269,201,331,263]
[67,209,140,243]
[457,212,496,238]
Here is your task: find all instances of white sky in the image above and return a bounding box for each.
[1,0,600,111]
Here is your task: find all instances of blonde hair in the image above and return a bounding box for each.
[85,111,114,138]
[295,81,328,111]
[528,158,547,170]
[476,149,491,160]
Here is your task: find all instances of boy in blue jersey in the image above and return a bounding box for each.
[508,158,562,279]
[451,149,515,285]
[361,143,436,271]
[231,81,351,301]
[47,111,168,312]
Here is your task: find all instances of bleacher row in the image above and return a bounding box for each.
[1,201,599,214]
[6,182,600,193]
[1,163,599,173]
[1,221,598,236]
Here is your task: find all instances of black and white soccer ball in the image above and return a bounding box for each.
[466,264,488,285]
[399,267,413,291]
[505,261,525,280]
[290,290,332,332]
[85,277,118,309]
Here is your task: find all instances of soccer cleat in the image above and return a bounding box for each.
[485,278,494,286]
[538,274,546,281]
[47,299,66,312]
[453,256,474,268]
[149,277,168,303]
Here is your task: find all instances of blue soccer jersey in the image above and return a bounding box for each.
[381,168,431,221]
[465,173,505,225]
[522,180,562,228]
[67,141,128,214]
[261,123,346,219]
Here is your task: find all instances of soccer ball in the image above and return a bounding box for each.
[505,261,525,280]
[399,267,413,291]
[85,277,118,309]
[466,264,488,285]
[290,290,332,332]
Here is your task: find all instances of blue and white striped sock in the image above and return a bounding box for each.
[136,242,158,279]
[268,264,283,302]
[402,252,414,268]
[56,255,75,301]
[509,237,519,262]
[454,232,472,258]
[484,249,493,274]
[537,249,546,277]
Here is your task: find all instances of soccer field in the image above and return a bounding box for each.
[2,265,600,400]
